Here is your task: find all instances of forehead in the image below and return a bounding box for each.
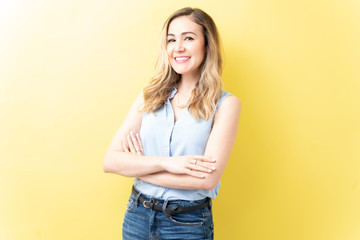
[167,16,203,35]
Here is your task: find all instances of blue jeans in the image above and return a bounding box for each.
[122,190,214,240]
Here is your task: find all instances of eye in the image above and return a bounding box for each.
[167,39,175,43]
[185,37,194,41]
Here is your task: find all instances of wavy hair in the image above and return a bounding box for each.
[141,7,223,120]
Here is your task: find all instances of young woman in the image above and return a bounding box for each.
[103,7,241,240]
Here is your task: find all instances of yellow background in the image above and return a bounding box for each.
[1,0,359,239]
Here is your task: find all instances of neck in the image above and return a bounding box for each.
[178,71,201,94]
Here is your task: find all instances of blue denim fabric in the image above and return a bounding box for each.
[122,191,214,240]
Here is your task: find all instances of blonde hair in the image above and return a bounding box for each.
[142,7,223,120]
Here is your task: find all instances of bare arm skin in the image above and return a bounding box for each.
[103,92,216,178]
[103,93,162,177]
[126,95,242,190]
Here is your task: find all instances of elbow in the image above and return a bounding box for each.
[103,152,118,174]
[103,153,134,177]
[201,178,219,190]
[103,155,112,173]
[103,163,110,173]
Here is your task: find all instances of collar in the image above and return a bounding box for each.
[168,88,178,101]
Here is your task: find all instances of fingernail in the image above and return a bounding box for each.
[201,175,205,178]
[130,130,133,135]
[208,169,212,172]
[211,167,216,170]
[212,158,216,162]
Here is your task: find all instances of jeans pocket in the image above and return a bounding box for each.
[202,209,214,239]
[167,209,205,226]
[125,196,136,213]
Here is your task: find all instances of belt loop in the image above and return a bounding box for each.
[162,200,170,217]
[134,192,141,207]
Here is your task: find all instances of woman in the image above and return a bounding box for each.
[103,7,241,240]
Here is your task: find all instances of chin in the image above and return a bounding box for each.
[174,70,187,75]
[172,67,193,75]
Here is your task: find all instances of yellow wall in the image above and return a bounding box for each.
[1,0,359,239]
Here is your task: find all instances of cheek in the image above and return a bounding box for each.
[166,46,173,57]
[166,50,172,65]
[201,48,206,61]
[195,45,206,62]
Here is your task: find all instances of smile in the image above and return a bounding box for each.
[174,56,191,63]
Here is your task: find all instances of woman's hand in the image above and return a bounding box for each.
[161,155,216,179]
[123,131,216,179]
[123,130,144,155]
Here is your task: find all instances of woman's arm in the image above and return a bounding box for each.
[136,95,242,190]
[103,92,162,177]
[200,95,242,189]
[103,92,216,178]
[139,172,212,190]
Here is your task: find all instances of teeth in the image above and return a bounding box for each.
[175,57,190,61]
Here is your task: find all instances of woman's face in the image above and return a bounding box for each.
[166,16,206,78]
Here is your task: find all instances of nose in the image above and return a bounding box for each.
[174,40,185,52]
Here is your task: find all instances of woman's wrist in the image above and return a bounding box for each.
[157,156,170,172]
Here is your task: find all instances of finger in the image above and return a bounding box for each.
[134,132,144,155]
[187,157,216,172]
[189,163,215,173]
[130,131,140,151]
[194,160,216,171]
[186,169,207,179]
[136,133,144,152]
[201,162,217,171]
[192,155,216,163]
[123,141,130,153]
[127,134,136,153]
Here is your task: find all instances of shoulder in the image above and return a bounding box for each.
[211,93,241,135]
[215,93,241,120]
[136,91,145,103]
[217,90,241,111]
[133,91,145,111]
[222,94,241,108]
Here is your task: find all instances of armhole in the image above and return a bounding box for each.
[211,91,232,128]
[215,91,232,114]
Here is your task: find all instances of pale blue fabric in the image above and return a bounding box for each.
[134,88,232,200]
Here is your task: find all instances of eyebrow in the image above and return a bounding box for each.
[167,31,197,37]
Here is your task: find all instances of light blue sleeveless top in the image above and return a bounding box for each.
[135,88,232,200]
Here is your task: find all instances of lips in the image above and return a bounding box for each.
[174,56,191,63]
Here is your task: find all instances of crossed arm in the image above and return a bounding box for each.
[103,92,241,190]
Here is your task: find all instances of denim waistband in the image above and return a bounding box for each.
[131,185,211,209]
